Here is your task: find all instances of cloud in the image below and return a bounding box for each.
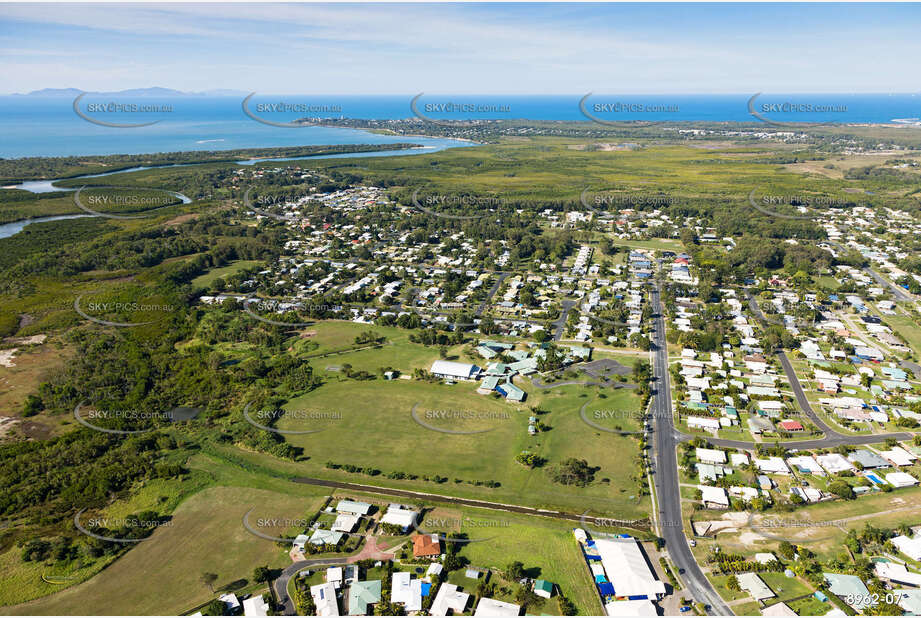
[1,3,919,94]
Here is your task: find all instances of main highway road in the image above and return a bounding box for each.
[649,281,734,616]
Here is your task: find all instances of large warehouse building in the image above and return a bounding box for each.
[430,360,482,381]
[594,537,667,601]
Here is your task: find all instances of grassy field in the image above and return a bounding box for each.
[0,338,72,439]
[193,318,652,517]
[879,309,921,358]
[266,373,649,517]
[5,484,329,615]
[190,260,263,289]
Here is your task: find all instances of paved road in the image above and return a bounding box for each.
[274,556,349,615]
[729,284,915,449]
[864,264,913,302]
[826,241,914,302]
[552,299,577,341]
[476,271,509,316]
[649,281,734,616]
[775,350,835,435]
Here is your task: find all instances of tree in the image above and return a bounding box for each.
[550,458,597,486]
[252,565,270,583]
[726,575,740,592]
[515,451,546,468]
[201,599,226,616]
[827,480,856,500]
[506,561,526,581]
[515,584,544,611]
[293,585,315,616]
[22,394,43,417]
[778,541,795,559]
[200,572,218,593]
[558,594,577,615]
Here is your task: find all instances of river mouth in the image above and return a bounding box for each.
[0,213,101,239]
[2,140,474,237]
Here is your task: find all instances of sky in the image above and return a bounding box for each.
[1,2,920,95]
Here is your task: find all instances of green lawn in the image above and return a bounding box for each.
[760,571,814,601]
[879,310,921,357]
[788,594,832,616]
[267,375,649,517]
[190,260,262,289]
[4,483,329,615]
[421,504,604,615]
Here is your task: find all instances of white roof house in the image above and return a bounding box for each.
[754,457,791,475]
[243,595,270,617]
[219,593,241,612]
[893,534,921,561]
[886,471,919,488]
[310,582,340,616]
[881,447,916,467]
[292,533,309,550]
[336,499,372,515]
[730,452,750,467]
[326,566,343,586]
[430,583,469,616]
[474,597,521,616]
[391,572,422,612]
[594,538,667,599]
[696,448,727,464]
[698,485,730,508]
[875,561,921,587]
[729,486,760,502]
[761,602,797,616]
[381,506,419,530]
[332,512,361,533]
[787,455,825,476]
[816,453,855,474]
[737,572,775,601]
[687,416,721,431]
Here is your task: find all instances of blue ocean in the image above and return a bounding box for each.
[2,93,920,158]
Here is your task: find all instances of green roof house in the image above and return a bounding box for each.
[534,579,554,599]
[349,579,382,615]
